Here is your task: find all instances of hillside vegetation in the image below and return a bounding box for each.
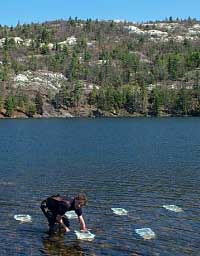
[0,17,200,118]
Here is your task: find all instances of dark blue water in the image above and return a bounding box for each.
[0,118,200,256]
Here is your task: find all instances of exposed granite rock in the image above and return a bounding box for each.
[13,70,67,95]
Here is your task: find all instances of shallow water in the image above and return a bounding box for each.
[0,117,200,255]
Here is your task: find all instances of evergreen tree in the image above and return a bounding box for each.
[5,96,16,117]
[71,81,83,107]
[27,103,36,117]
[0,95,3,112]
[168,56,178,80]
[35,92,43,115]
[176,88,192,115]
[150,88,163,116]
[88,88,98,106]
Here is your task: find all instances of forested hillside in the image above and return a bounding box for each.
[0,17,200,117]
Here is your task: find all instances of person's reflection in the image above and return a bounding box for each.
[42,235,84,256]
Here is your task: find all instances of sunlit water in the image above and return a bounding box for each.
[0,118,200,256]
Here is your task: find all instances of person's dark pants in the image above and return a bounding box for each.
[40,199,69,234]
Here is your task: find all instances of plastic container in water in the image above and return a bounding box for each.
[74,230,95,241]
[65,211,78,219]
[135,228,156,240]
[163,205,183,212]
[14,214,32,223]
[111,208,128,216]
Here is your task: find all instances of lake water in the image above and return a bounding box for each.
[0,118,199,256]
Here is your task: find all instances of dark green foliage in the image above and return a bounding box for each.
[52,86,72,109]
[70,81,83,107]
[175,88,192,115]
[5,96,16,117]
[0,95,3,112]
[150,88,163,116]
[27,103,36,117]
[40,44,50,55]
[122,84,143,114]
[66,53,81,81]
[35,92,43,115]
[17,95,28,112]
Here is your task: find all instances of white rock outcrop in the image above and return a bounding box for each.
[13,70,68,93]
[124,25,144,34]
[14,74,29,83]
[147,30,168,37]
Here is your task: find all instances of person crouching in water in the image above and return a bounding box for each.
[41,194,88,235]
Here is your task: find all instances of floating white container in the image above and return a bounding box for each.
[65,211,78,219]
[74,230,95,241]
[111,208,128,216]
[14,214,32,223]
[163,205,183,212]
[135,228,156,240]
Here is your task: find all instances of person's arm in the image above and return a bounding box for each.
[78,215,87,231]
[56,215,70,232]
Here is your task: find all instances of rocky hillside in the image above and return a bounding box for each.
[0,17,200,118]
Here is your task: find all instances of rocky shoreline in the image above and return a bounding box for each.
[0,107,194,119]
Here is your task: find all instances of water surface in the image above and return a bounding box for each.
[0,118,200,255]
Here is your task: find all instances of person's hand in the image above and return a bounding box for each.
[80,228,88,232]
[65,227,70,232]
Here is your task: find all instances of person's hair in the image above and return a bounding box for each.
[75,194,87,207]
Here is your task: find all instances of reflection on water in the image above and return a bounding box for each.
[41,236,84,256]
[0,118,200,255]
